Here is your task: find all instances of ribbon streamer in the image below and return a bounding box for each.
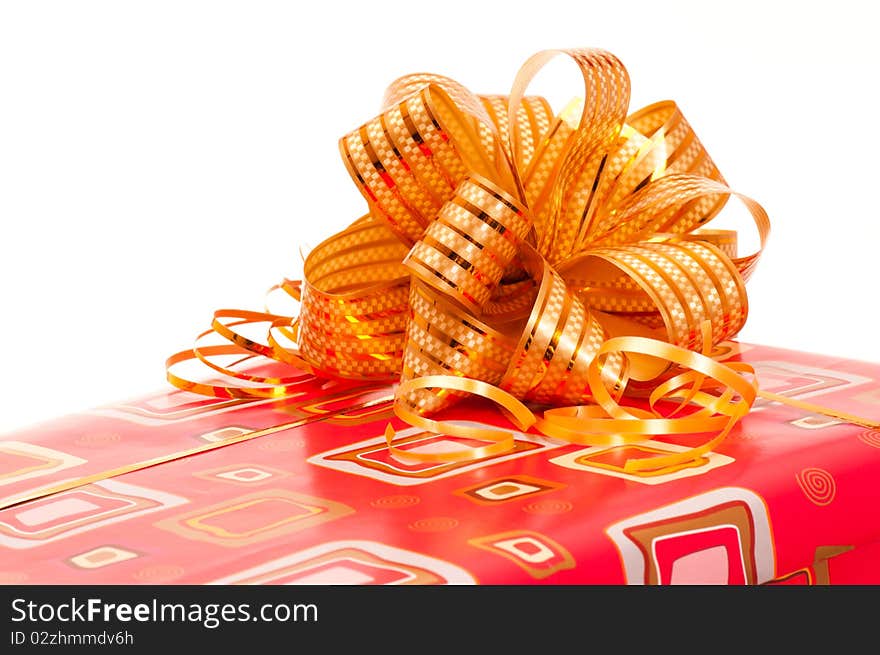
[168,47,786,475]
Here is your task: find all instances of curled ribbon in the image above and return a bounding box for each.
[167,48,778,475]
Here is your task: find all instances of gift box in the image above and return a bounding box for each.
[6,46,879,587]
[2,340,879,585]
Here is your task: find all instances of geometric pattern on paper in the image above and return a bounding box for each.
[549,440,734,485]
[467,530,575,580]
[308,421,565,486]
[454,475,565,505]
[789,415,845,430]
[764,545,853,585]
[68,545,140,570]
[197,427,255,444]
[208,540,476,585]
[193,463,292,486]
[0,480,187,549]
[750,361,871,411]
[154,489,354,548]
[605,487,775,584]
[0,441,86,488]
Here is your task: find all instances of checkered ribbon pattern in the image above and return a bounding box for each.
[168,47,775,474]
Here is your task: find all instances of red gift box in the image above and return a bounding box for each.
[2,340,879,585]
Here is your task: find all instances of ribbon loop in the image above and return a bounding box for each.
[404,175,531,313]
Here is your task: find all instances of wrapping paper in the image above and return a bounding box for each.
[2,341,879,585]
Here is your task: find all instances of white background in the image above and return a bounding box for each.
[1,0,878,433]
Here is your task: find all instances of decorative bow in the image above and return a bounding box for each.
[167,48,775,475]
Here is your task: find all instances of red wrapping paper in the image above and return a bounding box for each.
[2,341,879,584]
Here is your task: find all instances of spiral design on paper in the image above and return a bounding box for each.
[133,564,185,583]
[370,494,421,509]
[74,431,122,447]
[522,499,574,515]
[408,517,459,532]
[858,429,880,449]
[796,467,836,506]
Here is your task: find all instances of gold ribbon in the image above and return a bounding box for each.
[166,47,832,476]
